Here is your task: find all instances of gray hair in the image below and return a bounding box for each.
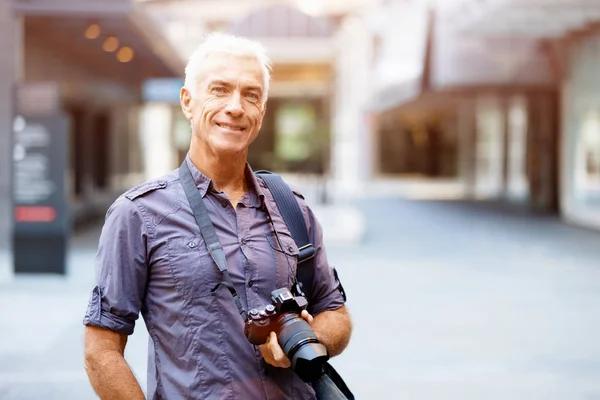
[184,32,272,103]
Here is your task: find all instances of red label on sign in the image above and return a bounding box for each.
[15,206,57,222]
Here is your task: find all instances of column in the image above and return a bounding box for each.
[331,16,372,200]
[474,96,504,199]
[140,103,175,180]
[457,97,477,198]
[501,96,510,197]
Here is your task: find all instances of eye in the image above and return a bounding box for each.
[211,86,227,95]
[246,92,260,102]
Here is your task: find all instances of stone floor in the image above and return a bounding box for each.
[1,198,600,399]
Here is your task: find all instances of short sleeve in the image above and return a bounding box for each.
[83,196,149,335]
[304,206,346,316]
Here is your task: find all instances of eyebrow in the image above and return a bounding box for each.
[208,80,232,88]
[244,85,263,93]
[208,80,262,94]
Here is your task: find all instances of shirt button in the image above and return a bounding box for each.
[188,241,196,248]
[247,279,254,287]
[221,200,228,208]
[241,238,247,245]
[288,245,294,252]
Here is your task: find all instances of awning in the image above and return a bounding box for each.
[439,0,600,39]
[369,2,558,113]
[13,0,184,88]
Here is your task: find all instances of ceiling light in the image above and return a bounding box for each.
[84,24,101,39]
[102,36,119,52]
[117,46,134,63]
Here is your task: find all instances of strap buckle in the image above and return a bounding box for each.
[297,243,316,263]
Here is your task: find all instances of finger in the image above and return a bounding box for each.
[268,332,291,368]
[258,333,281,367]
[301,310,314,324]
[259,337,279,366]
[259,346,278,367]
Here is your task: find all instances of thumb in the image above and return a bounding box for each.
[301,310,314,325]
[269,331,278,344]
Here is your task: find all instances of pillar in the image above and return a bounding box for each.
[140,103,175,180]
[457,97,477,198]
[331,16,372,200]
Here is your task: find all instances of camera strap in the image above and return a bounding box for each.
[254,171,316,300]
[178,161,247,321]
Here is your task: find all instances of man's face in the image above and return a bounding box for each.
[181,53,267,157]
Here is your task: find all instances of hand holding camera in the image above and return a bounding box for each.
[244,288,329,382]
[259,311,312,369]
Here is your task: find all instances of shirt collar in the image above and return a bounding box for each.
[243,164,266,208]
[184,154,266,208]
[184,155,212,198]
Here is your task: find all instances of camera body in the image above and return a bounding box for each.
[244,287,329,382]
[245,287,308,345]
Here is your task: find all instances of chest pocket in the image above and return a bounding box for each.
[265,229,299,288]
[167,236,222,299]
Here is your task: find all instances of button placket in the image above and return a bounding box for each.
[239,209,258,296]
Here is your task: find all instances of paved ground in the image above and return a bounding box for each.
[1,198,600,399]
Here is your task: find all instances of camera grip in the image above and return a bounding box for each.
[244,321,271,345]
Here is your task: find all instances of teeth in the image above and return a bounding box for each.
[218,123,243,131]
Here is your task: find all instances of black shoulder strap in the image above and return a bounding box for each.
[179,161,247,321]
[257,172,353,399]
[255,172,316,301]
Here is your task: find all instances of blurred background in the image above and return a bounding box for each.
[2,0,600,399]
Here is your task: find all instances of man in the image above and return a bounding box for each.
[83,33,352,400]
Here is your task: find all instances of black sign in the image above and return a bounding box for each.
[12,114,69,273]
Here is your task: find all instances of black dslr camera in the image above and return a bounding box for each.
[244,287,329,382]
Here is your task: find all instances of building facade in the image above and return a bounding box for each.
[0,0,183,256]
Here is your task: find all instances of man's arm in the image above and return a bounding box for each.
[84,326,145,400]
[259,306,352,367]
[309,305,352,357]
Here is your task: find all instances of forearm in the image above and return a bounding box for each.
[312,305,352,357]
[85,350,145,400]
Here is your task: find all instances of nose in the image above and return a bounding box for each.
[225,92,244,118]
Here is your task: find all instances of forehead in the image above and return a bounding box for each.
[199,53,264,89]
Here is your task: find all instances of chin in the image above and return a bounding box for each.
[212,142,248,157]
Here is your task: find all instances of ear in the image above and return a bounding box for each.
[180,87,193,120]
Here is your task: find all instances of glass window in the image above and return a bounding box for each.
[574,111,600,208]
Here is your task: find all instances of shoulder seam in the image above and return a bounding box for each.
[124,180,168,201]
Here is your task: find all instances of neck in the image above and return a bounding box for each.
[188,142,247,194]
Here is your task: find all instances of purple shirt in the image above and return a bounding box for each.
[83,156,345,400]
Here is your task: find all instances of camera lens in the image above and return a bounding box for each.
[276,313,329,382]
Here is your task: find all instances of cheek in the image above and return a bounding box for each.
[197,99,221,123]
[248,106,265,129]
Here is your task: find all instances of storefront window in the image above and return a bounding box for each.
[275,103,316,163]
[574,111,600,207]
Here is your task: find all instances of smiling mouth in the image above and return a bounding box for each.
[216,122,245,132]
